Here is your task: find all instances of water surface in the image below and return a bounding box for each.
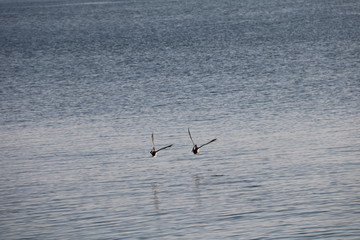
[0,0,359,239]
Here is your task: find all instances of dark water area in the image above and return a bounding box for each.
[1,0,359,239]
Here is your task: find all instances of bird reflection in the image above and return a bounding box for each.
[151,183,160,210]
[193,174,202,207]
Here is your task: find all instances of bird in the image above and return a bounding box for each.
[150,133,173,157]
[188,128,217,154]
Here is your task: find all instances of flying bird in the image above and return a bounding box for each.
[150,133,173,157]
[188,128,217,154]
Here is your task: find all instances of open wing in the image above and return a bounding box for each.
[199,138,217,149]
[188,128,195,146]
[151,133,155,148]
[156,144,173,153]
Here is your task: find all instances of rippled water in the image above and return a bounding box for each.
[1,0,359,239]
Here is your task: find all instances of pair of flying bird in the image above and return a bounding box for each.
[150,128,217,157]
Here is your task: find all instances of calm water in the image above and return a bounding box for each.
[1,0,360,239]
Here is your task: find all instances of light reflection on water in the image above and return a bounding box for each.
[0,110,359,239]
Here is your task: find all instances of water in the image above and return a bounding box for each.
[1,0,359,239]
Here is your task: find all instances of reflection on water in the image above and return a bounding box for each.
[193,174,202,207]
[151,183,160,211]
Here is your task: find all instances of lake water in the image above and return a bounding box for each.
[0,0,359,239]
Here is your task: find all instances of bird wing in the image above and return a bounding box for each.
[188,128,195,146]
[199,138,217,149]
[156,144,173,153]
[151,133,155,148]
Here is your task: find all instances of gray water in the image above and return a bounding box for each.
[1,0,360,239]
